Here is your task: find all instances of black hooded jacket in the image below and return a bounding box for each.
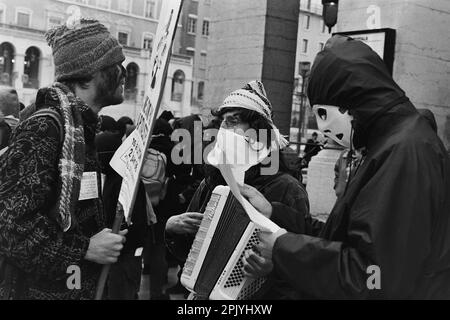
[270,37,450,299]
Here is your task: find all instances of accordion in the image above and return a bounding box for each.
[181,185,271,300]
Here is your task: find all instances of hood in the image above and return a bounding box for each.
[307,36,409,146]
[417,108,438,133]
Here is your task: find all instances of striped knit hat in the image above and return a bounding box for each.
[45,18,125,81]
[218,80,289,148]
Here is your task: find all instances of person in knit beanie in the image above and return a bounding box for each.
[45,18,127,111]
[0,18,128,300]
[165,81,309,300]
[46,18,125,82]
[215,80,289,149]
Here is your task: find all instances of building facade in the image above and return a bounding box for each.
[172,0,210,115]
[335,0,450,151]
[0,0,194,121]
[290,0,331,146]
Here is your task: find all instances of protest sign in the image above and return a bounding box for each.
[110,0,183,223]
[95,0,183,300]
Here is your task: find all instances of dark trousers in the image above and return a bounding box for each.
[144,224,168,298]
[107,252,143,300]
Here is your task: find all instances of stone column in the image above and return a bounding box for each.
[137,72,146,105]
[182,78,193,116]
[337,0,450,151]
[204,0,299,136]
[13,53,25,92]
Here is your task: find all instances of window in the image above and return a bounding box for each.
[145,0,156,19]
[16,10,31,28]
[187,15,197,34]
[171,70,185,102]
[118,32,129,46]
[200,51,207,69]
[304,15,310,30]
[302,39,308,53]
[47,16,62,30]
[125,63,139,101]
[118,0,132,13]
[142,33,154,51]
[23,47,40,89]
[197,81,204,100]
[307,0,311,10]
[322,20,326,33]
[97,0,111,9]
[202,19,210,36]
[186,47,195,56]
[0,42,15,86]
[319,42,324,51]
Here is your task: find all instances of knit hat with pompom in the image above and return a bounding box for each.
[217,80,289,148]
[45,18,125,81]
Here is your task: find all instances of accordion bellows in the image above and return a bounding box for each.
[181,186,267,300]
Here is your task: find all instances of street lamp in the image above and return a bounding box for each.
[322,0,339,33]
[297,61,311,154]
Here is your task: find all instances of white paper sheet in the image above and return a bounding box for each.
[78,172,99,201]
[217,163,280,233]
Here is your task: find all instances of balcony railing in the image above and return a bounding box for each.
[0,23,46,35]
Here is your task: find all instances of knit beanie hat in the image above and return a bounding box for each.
[45,18,125,81]
[217,80,289,148]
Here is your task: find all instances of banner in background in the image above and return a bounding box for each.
[110,0,183,222]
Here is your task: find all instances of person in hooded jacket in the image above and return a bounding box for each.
[240,35,450,299]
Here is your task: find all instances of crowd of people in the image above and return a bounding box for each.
[0,18,449,300]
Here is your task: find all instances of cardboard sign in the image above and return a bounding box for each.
[110,0,183,222]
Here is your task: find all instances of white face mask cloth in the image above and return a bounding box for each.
[312,105,354,148]
[207,128,269,185]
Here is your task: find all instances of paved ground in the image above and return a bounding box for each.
[138,266,187,300]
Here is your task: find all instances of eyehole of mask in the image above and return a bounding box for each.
[338,107,348,114]
[335,133,344,140]
[317,108,327,120]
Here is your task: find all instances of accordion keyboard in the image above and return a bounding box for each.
[183,192,222,279]
[181,185,270,300]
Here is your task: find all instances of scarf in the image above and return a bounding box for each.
[45,83,92,232]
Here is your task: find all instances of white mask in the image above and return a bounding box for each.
[312,105,354,148]
[207,128,269,185]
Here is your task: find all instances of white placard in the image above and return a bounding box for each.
[79,172,99,201]
[110,0,183,223]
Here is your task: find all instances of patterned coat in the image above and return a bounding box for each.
[0,89,106,299]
